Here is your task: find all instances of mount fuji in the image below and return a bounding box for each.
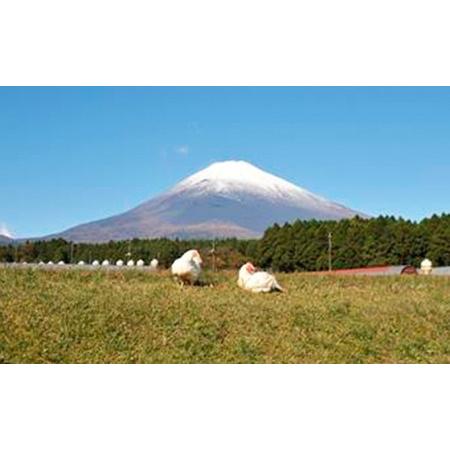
[41,160,365,242]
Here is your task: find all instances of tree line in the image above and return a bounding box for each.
[0,237,259,270]
[258,214,450,271]
[0,214,449,271]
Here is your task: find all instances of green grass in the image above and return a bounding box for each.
[1,268,450,363]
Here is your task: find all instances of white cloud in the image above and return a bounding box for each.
[0,223,14,238]
[176,146,189,156]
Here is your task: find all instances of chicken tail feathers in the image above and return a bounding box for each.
[273,281,284,292]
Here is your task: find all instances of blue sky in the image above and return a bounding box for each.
[1,87,449,238]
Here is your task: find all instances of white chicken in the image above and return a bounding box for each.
[238,262,284,293]
[171,250,203,285]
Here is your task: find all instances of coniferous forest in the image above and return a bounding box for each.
[258,214,450,271]
[1,214,449,272]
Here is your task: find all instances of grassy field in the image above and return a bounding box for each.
[1,268,450,363]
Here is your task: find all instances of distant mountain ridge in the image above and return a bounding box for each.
[38,160,366,242]
[0,234,13,245]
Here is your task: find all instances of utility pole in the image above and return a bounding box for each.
[328,232,333,272]
[211,240,217,272]
[126,240,132,260]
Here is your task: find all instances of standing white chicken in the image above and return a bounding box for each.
[171,250,203,285]
[238,262,284,293]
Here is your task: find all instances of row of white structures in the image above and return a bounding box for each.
[38,258,159,268]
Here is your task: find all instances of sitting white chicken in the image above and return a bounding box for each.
[171,250,203,285]
[238,262,284,293]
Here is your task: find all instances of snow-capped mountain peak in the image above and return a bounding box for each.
[173,160,332,206]
[39,160,365,242]
[178,160,298,191]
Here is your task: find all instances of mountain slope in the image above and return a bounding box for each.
[43,160,365,242]
[0,234,13,245]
